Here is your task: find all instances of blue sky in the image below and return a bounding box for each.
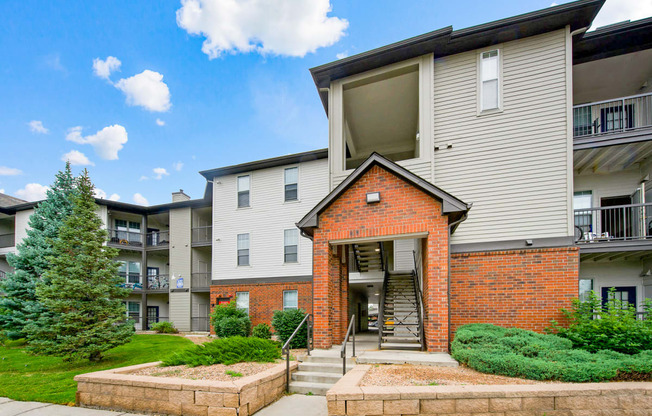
[0,0,645,205]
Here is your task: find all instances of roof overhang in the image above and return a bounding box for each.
[573,17,652,65]
[296,153,470,236]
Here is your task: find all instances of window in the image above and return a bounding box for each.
[126,301,140,322]
[237,175,250,208]
[237,233,250,266]
[114,219,141,244]
[236,292,249,315]
[573,106,593,137]
[480,50,500,111]
[284,167,298,202]
[283,290,298,310]
[284,229,298,263]
[574,191,593,237]
[579,279,593,302]
[118,261,141,285]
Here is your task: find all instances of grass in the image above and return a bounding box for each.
[225,370,243,377]
[0,334,194,405]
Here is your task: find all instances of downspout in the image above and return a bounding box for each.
[447,208,470,351]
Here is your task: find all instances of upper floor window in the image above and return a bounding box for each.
[284,229,298,263]
[283,290,298,310]
[237,233,250,266]
[236,291,249,315]
[284,167,298,202]
[237,175,250,208]
[480,50,500,111]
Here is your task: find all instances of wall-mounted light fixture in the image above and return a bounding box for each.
[366,192,381,204]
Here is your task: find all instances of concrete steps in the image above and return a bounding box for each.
[380,271,424,351]
[289,355,354,396]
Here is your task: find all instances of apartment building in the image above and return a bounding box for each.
[1,0,651,352]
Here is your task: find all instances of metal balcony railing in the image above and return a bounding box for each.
[191,272,211,288]
[108,229,143,247]
[573,92,652,138]
[147,274,169,290]
[118,272,142,290]
[574,203,652,242]
[192,226,212,244]
[146,230,170,247]
[0,233,14,248]
[191,317,210,332]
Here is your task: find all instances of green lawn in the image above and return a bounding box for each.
[0,334,194,405]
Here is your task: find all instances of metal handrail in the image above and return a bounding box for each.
[282,313,312,392]
[574,202,652,212]
[412,250,426,351]
[573,91,652,109]
[340,314,356,375]
[377,255,389,349]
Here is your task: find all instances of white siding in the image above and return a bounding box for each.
[169,207,192,331]
[433,29,572,244]
[14,209,32,247]
[212,158,329,280]
[574,168,643,207]
[580,260,647,309]
[393,239,415,271]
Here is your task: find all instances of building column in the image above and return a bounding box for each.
[141,214,148,330]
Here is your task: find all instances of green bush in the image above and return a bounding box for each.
[272,309,307,349]
[2,338,27,348]
[252,323,272,339]
[162,336,281,367]
[210,300,251,338]
[547,290,652,355]
[451,324,652,383]
[150,321,179,334]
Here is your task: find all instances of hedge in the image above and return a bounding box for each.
[162,336,281,367]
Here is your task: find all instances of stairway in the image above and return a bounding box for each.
[289,355,355,396]
[381,271,423,351]
[353,242,383,272]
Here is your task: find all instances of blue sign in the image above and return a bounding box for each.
[176,277,184,289]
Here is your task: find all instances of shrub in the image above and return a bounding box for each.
[210,300,251,338]
[548,290,652,355]
[2,338,27,348]
[451,324,652,383]
[272,309,308,349]
[162,336,281,367]
[252,323,272,339]
[150,321,179,334]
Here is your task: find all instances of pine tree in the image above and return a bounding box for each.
[27,169,133,361]
[0,162,77,339]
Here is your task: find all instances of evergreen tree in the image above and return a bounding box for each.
[27,169,133,361]
[0,162,77,339]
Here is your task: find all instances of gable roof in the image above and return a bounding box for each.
[0,193,27,208]
[296,153,470,235]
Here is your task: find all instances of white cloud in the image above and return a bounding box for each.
[44,53,66,73]
[93,56,121,80]
[0,189,4,194]
[336,51,348,59]
[591,0,652,30]
[114,70,171,112]
[172,161,184,171]
[66,124,128,160]
[139,175,149,181]
[28,120,49,134]
[176,0,348,58]
[156,118,165,126]
[153,167,170,180]
[0,166,22,176]
[108,193,120,201]
[133,193,149,205]
[61,150,94,166]
[93,188,120,201]
[16,183,49,202]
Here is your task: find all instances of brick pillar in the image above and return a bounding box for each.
[423,230,449,352]
[313,236,332,349]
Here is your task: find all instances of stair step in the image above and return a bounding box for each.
[291,371,343,384]
[299,355,355,364]
[298,362,354,374]
[288,381,334,396]
[382,336,420,342]
[381,343,423,351]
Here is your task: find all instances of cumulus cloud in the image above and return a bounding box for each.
[336,51,348,59]
[591,0,652,29]
[94,188,120,201]
[156,118,165,126]
[173,161,184,171]
[115,70,171,112]
[133,193,149,205]
[29,120,49,134]
[153,167,170,180]
[0,189,4,194]
[0,166,22,176]
[139,175,149,181]
[61,150,94,166]
[176,0,348,58]
[93,56,122,80]
[66,125,128,160]
[16,183,49,201]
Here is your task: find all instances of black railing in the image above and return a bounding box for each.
[192,226,212,244]
[341,314,356,375]
[0,270,5,280]
[147,274,169,290]
[119,273,142,290]
[191,272,211,288]
[0,233,14,248]
[378,255,389,349]
[573,93,652,138]
[412,250,426,351]
[146,230,170,247]
[574,203,652,242]
[108,229,143,247]
[191,317,210,332]
[282,313,312,392]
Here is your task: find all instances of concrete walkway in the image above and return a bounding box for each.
[0,398,144,416]
[255,395,327,416]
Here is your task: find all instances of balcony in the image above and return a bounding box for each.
[0,233,14,248]
[191,317,210,332]
[192,226,211,245]
[573,93,652,139]
[146,230,169,248]
[147,316,170,329]
[108,229,143,248]
[147,274,169,290]
[118,272,142,290]
[191,272,211,288]
[575,203,652,245]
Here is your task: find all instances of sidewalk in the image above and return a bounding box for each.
[0,397,144,416]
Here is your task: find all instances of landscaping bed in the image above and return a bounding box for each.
[130,360,281,381]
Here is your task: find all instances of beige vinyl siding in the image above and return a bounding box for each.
[169,206,192,331]
[332,158,432,188]
[574,169,643,208]
[434,29,571,244]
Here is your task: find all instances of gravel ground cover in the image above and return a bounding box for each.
[131,361,282,381]
[360,364,553,386]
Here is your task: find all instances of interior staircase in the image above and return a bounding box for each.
[289,355,354,395]
[353,242,383,272]
[380,271,423,351]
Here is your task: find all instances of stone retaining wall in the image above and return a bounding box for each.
[74,361,296,416]
[327,365,652,415]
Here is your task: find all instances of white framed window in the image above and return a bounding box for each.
[118,261,141,285]
[284,167,298,202]
[237,233,250,266]
[283,290,298,310]
[579,279,593,302]
[574,191,593,236]
[236,291,249,315]
[479,49,500,112]
[237,175,250,208]
[284,229,299,263]
[124,301,140,322]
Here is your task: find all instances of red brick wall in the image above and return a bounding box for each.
[313,165,450,351]
[210,280,312,329]
[450,247,579,335]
